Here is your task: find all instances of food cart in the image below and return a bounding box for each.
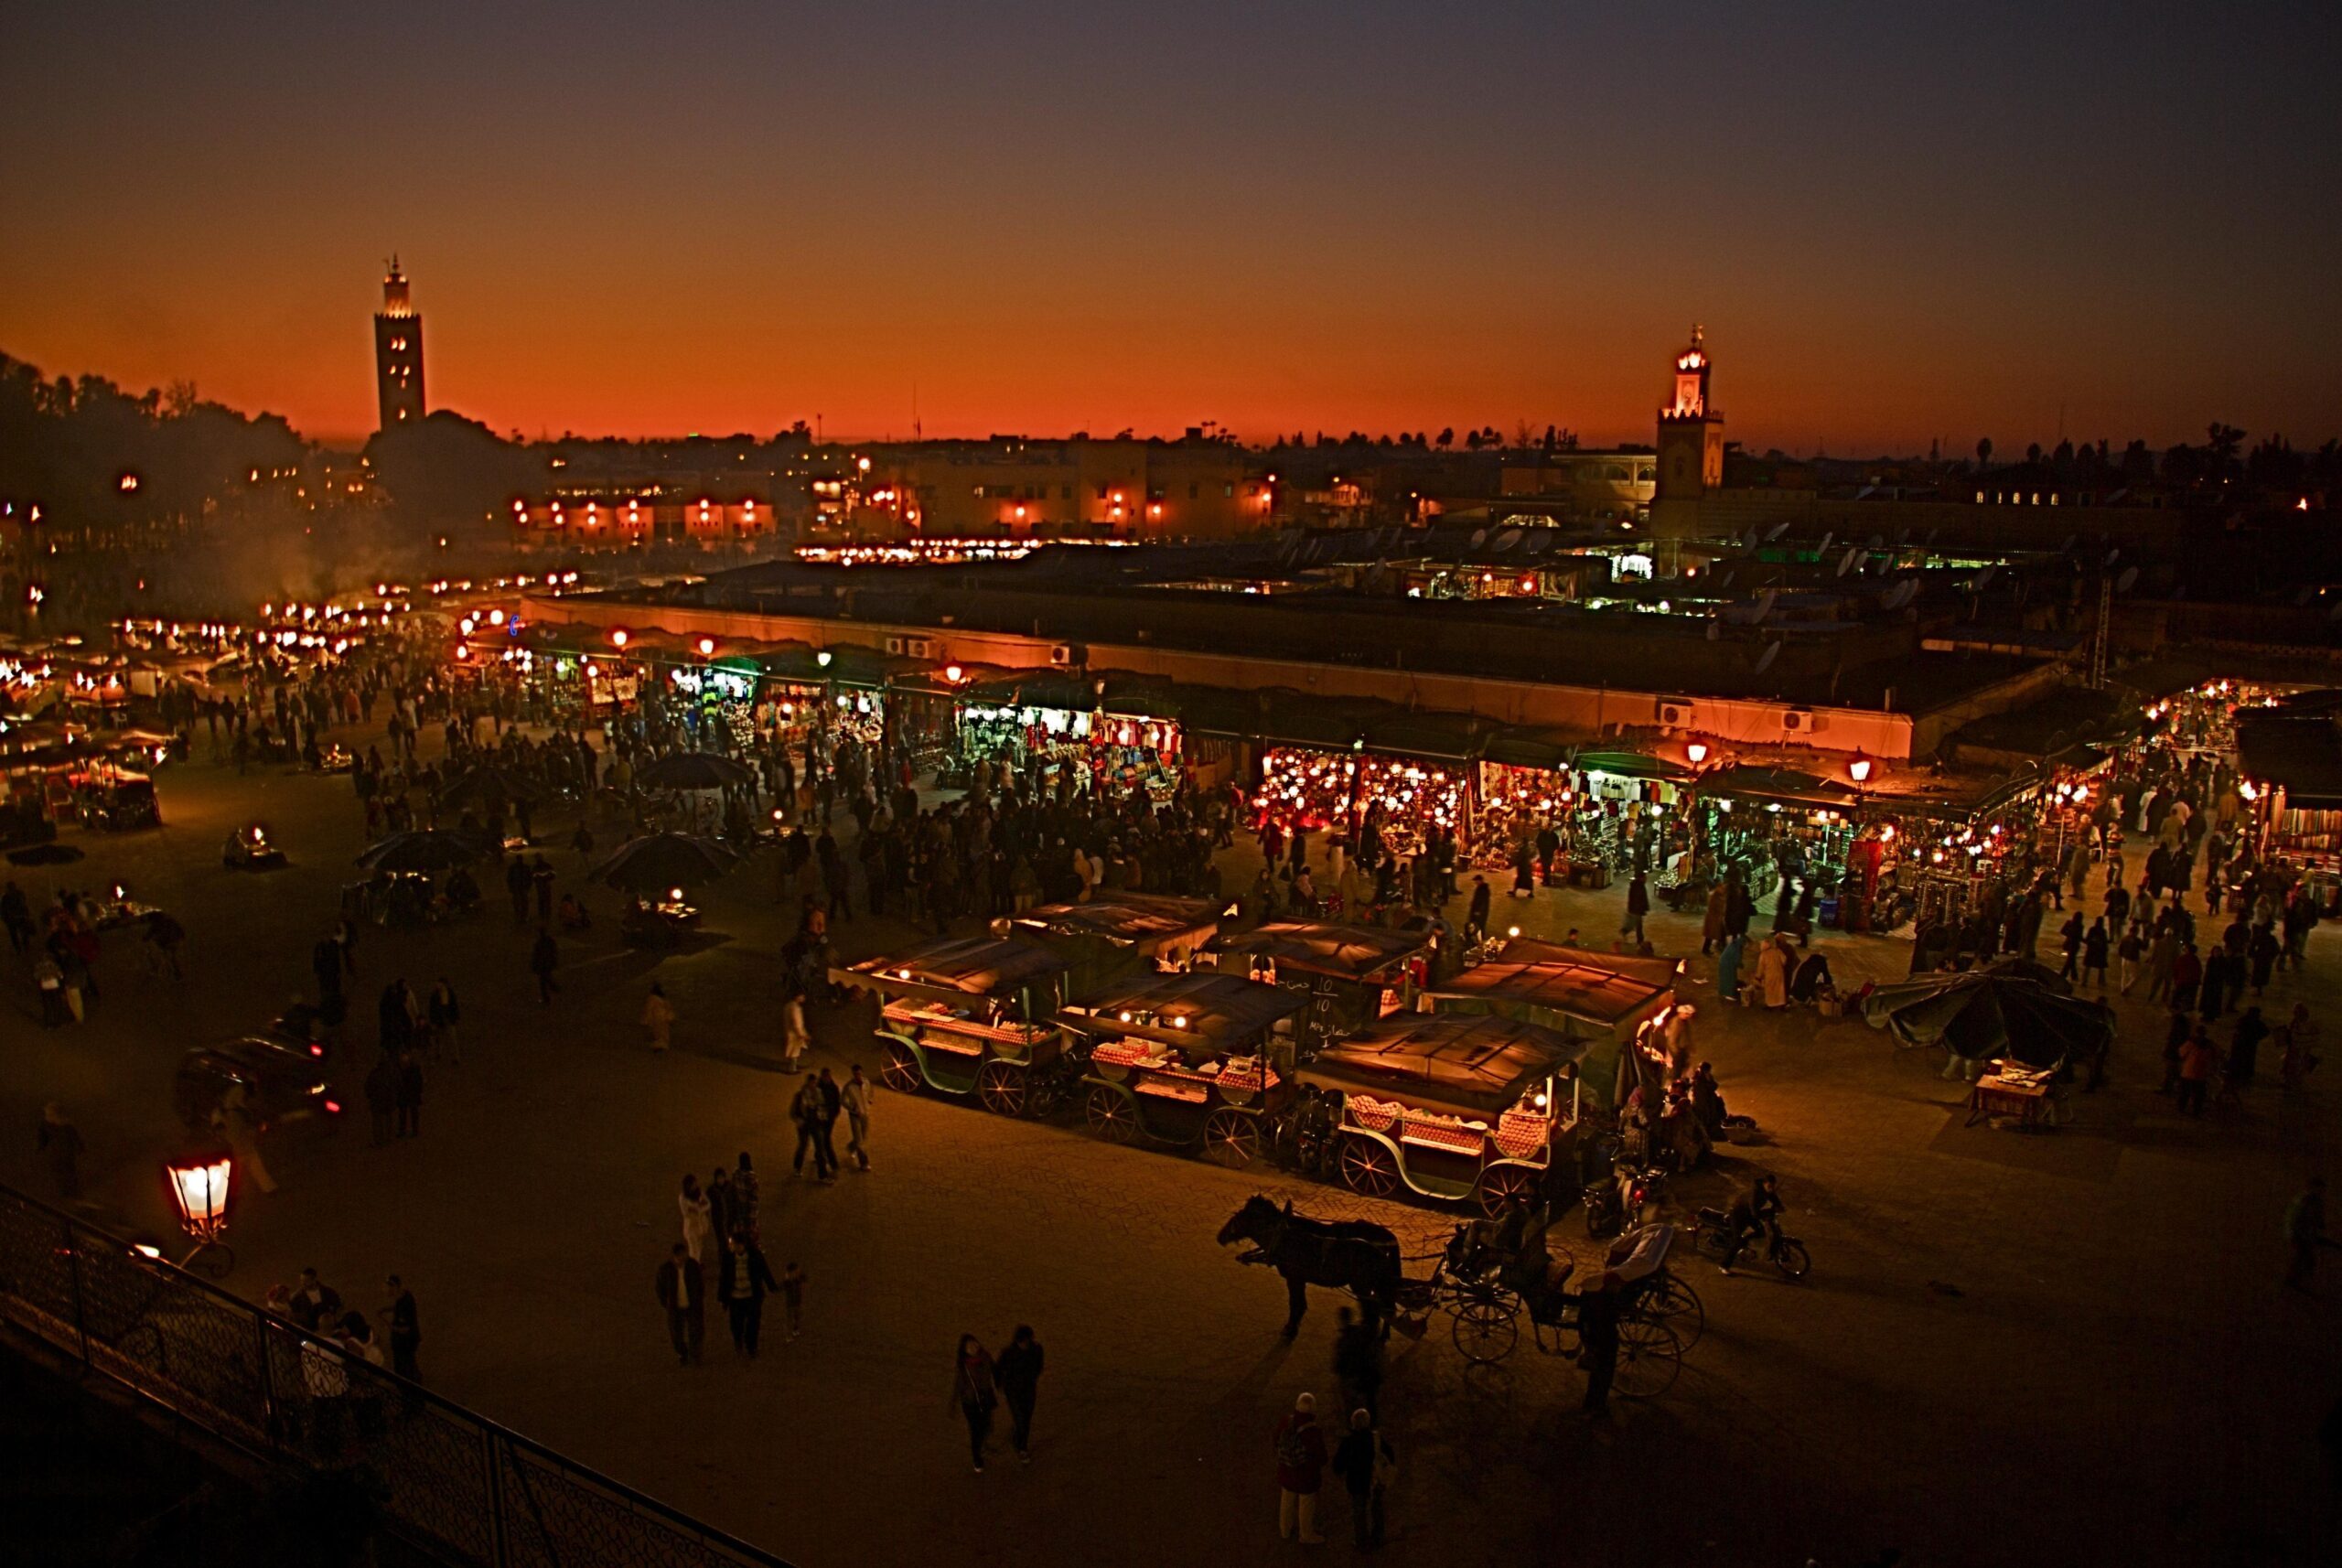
[1059,970,1306,1167]
[1296,1014,1583,1214]
[1423,937,1681,1110]
[834,936,1070,1117]
[1201,920,1432,1062]
[1006,893,1222,994]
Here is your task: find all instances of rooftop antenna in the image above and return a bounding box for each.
[912,381,921,442]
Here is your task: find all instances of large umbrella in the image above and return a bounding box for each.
[356,829,492,874]
[1862,969,2111,1068]
[636,751,756,790]
[591,832,740,894]
[436,764,542,809]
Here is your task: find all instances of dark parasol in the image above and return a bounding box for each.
[590,832,741,894]
[1862,967,2111,1068]
[636,752,757,790]
[355,829,492,874]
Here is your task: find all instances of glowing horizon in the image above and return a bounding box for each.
[4,5,2335,457]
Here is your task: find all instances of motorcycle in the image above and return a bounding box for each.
[1693,1206,1810,1280]
[1583,1163,1669,1240]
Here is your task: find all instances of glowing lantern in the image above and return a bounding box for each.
[609,628,629,649]
[1847,751,1874,785]
[696,637,716,657]
[1684,741,1709,766]
[944,663,963,683]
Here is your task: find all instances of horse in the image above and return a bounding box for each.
[1217,1195,1402,1338]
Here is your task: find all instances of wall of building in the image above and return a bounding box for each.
[521,591,1926,758]
[880,440,1268,539]
[1652,488,2189,554]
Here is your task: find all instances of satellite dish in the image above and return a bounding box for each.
[2103,547,2122,568]
[1497,529,1522,550]
[1468,529,1488,549]
[2059,533,2077,553]
[2296,585,2315,607]
[1837,546,1861,578]
[2328,599,2342,623]
[1765,521,1792,542]
[1925,528,1940,544]
[2116,566,2139,595]
[1706,619,1723,641]
[1753,640,1781,674]
[1884,580,1919,611]
[1753,587,1779,622]
[1816,531,1834,556]
[1972,564,1999,592]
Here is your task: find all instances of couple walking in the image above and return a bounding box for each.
[792,1065,874,1179]
[950,1327,1045,1473]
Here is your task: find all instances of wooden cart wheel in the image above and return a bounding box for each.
[1450,1295,1519,1364]
[1338,1134,1401,1198]
[1084,1084,1137,1144]
[976,1059,1028,1117]
[1200,1108,1260,1168]
[1475,1163,1540,1219]
[1645,1269,1706,1348]
[878,1039,922,1094]
[1614,1316,1683,1401]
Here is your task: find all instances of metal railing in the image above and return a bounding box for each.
[0,1182,790,1568]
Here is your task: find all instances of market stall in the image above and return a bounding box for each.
[1423,936,1680,1111]
[1007,893,1222,994]
[1059,970,1306,1166]
[1692,764,1861,918]
[1201,919,1432,1062]
[1295,1013,1584,1212]
[833,935,1072,1116]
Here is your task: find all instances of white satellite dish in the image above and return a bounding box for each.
[1468,529,1488,549]
[1753,640,1781,674]
[1816,531,1834,556]
[1753,586,1779,622]
[2115,566,2139,595]
[1972,564,1999,591]
[1765,521,1792,542]
[1837,546,1861,578]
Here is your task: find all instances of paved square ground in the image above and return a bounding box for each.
[5,732,2337,1568]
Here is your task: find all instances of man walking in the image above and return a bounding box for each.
[394,1051,424,1138]
[2285,1176,2335,1293]
[1273,1391,1329,1544]
[791,1076,826,1179]
[506,857,532,925]
[1330,1409,1393,1551]
[1575,1274,1622,1421]
[840,1064,874,1171]
[995,1324,1044,1462]
[814,1068,843,1182]
[655,1242,704,1366]
[717,1233,779,1358]
[641,983,674,1054]
[381,1275,422,1381]
[1621,872,1649,945]
[428,978,462,1065]
[529,927,560,1004]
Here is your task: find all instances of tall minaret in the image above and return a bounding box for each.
[1651,325,1726,542]
[373,257,425,431]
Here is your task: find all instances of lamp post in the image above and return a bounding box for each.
[161,1145,235,1276]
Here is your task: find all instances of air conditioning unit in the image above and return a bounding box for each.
[1780,708,1821,735]
[885,635,935,660]
[1048,642,1084,666]
[1658,700,1696,731]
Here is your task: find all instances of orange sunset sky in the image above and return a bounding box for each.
[3,4,2335,454]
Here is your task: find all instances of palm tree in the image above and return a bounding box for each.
[1975,437,1993,472]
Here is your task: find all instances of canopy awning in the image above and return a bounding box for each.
[1011,894,1222,953]
[1574,749,1694,785]
[840,935,1069,997]
[1300,1014,1583,1117]
[1058,971,1305,1053]
[1696,764,1860,810]
[1206,920,1430,980]
[1428,940,1678,1033]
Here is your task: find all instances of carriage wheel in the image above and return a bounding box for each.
[1773,1238,1811,1281]
[1026,1070,1067,1121]
[1643,1269,1705,1348]
[878,1040,922,1094]
[1450,1296,1519,1364]
[1084,1085,1137,1144]
[1200,1109,1261,1168]
[976,1060,1028,1117]
[1338,1134,1401,1198]
[1476,1163,1540,1219]
[1613,1316,1683,1401]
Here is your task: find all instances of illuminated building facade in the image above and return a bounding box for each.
[1652,324,1724,519]
[373,258,425,431]
[867,437,1269,540]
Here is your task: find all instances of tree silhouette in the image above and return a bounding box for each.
[1975,436,1993,471]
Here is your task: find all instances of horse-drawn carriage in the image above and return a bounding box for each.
[1007,893,1223,993]
[1059,970,1305,1168]
[833,935,1071,1117]
[1293,1013,1582,1216]
[1215,1193,1695,1395]
[1202,920,1431,1059]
